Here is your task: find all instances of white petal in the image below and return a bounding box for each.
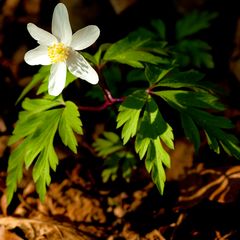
[27,23,57,46]
[67,50,99,84]
[52,3,72,45]
[24,46,51,65]
[48,62,67,96]
[71,25,100,50]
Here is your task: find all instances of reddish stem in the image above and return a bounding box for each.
[79,64,124,112]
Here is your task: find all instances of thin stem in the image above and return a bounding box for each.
[79,64,124,112]
[79,97,123,112]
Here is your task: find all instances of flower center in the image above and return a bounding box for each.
[48,43,69,63]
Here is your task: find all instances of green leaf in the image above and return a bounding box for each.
[101,155,119,182]
[117,92,174,194]
[151,19,166,40]
[189,108,234,129]
[33,145,57,201]
[175,40,214,68]
[145,139,168,194]
[145,64,173,84]
[117,90,147,144]
[155,70,221,92]
[93,131,137,182]
[176,11,218,40]
[156,90,225,111]
[135,96,169,159]
[24,109,61,168]
[153,85,240,158]
[204,129,220,154]
[93,132,123,158]
[205,127,240,159]
[8,98,63,146]
[7,98,83,204]
[94,43,112,65]
[126,69,146,83]
[81,51,97,65]
[122,152,137,182]
[104,28,167,67]
[180,113,200,152]
[135,136,151,160]
[58,101,83,153]
[138,97,168,139]
[160,124,174,150]
[16,66,51,103]
[141,40,169,55]
[6,141,28,205]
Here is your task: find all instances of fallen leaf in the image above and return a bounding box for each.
[0,216,91,240]
[0,225,23,240]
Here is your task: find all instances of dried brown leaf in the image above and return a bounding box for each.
[0,225,23,240]
[0,216,89,240]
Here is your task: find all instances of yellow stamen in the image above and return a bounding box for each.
[48,43,69,63]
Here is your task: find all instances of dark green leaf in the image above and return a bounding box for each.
[145,64,173,84]
[156,90,225,111]
[175,40,214,68]
[176,11,218,40]
[151,19,166,39]
[181,113,200,151]
[94,43,112,64]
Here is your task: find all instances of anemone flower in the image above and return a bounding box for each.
[24,3,100,96]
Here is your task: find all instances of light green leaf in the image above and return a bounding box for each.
[145,140,167,195]
[117,90,147,144]
[6,141,28,205]
[135,136,150,160]
[93,132,123,158]
[7,98,83,204]
[16,66,51,104]
[104,28,166,67]
[58,101,83,153]
[160,124,174,150]
[93,132,137,183]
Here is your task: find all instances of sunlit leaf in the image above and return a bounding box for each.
[7,98,83,204]
[104,28,167,67]
[16,66,51,103]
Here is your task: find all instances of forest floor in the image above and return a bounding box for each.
[1,0,240,239]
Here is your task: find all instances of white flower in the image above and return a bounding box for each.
[24,3,100,96]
